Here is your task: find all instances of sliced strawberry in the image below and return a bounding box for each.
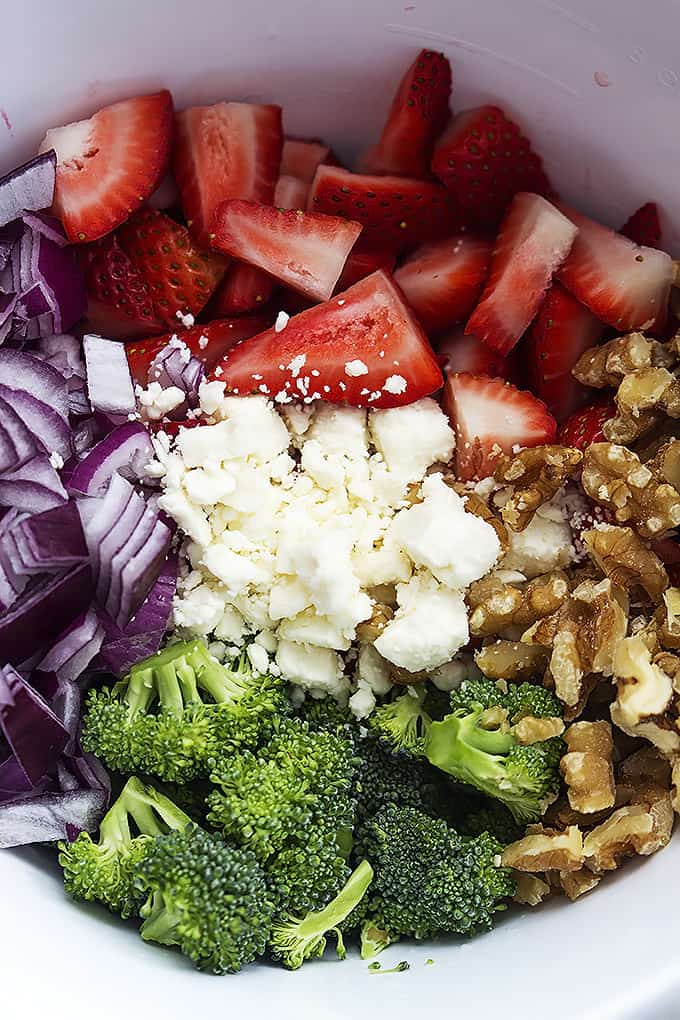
[209,269,442,408]
[148,417,203,437]
[115,208,227,327]
[79,234,162,340]
[39,91,173,243]
[621,202,662,249]
[280,137,334,186]
[443,372,557,481]
[435,328,508,378]
[335,244,397,291]
[307,165,462,252]
[557,203,673,331]
[125,316,269,386]
[526,283,605,422]
[207,262,275,317]
[274,175,309,210]
[211,200,362,302]
[431,105,551,229]
[361,49,452,178]
[173,102,283,247]
[558,400,617,451]
[394,234,491,334]
[466,193,577,355]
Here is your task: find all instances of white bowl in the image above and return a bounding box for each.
[4,1,680,1017]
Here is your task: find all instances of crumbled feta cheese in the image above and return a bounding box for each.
[501,499,574,578]
[383,374,407,395]
[274,310,290,333]
[275,639,346,699]
[137,382,185,421]
[288,354,306,377]
[49,451,64,470]
[198,334,209,350]
[247,642,270,674]
[369,398,455,480]
[356,644,392,695]
[176,310,195,328]
[375,571,469,672]
[349,680,376,720]
[345,359,369,377]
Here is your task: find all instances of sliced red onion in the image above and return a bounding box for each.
[7,503,87,574]
[0,787,108,848]
[0,753,39,802]
[72,417,99,458]
[69,422,153,496]
[0,563,92,667]
[148,340,204,418]
[37,607,104,682]
[0,393,40,474]
[0,664,69,784]
[0,350,69,421]
[0,151,56,228]
[95,491,147,605]
[0,453,67,513]
[21,210,68,248]
[0,383,72,462]
[83,334,136,416]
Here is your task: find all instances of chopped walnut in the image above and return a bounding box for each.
[647,438,680,492]
[581,442,680,538]
[493,446,582,532]
[514,715,564,744]
[618,745,672,793]
[501,825,584,872]
[603,368,680,445]
[459,490,509,554]
[355,602,394,643]
[658,588,680,649]
[557,868,602,901]
[573,332,675,388]
[468,571,570,638]
[512,872,552,906]
[610,636,680,753]
[582,524,668,601]
[583,790,673,872]
[560,721,615,814]
[670,757,680,814]
[474,640,549,681]
[388,663,428,686]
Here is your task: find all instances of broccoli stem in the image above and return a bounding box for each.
[139,890,184,946]
[426,713,513,779]
[99,777,192,847]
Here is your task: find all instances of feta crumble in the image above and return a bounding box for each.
[344,359,369,377]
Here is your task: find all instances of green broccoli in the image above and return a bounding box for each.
[357,805,514,940]
[354,735,454,830]
[297,694,357,736]
[269,859,374,970]
[451,792,525,845]
[424,679,564,824]
[81,640,287,782]
[135,823,273,974]
[58,777,191,918]
[360,919,397,960]
[368,686,433,755]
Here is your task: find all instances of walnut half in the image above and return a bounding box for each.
[501,825,585,872]
[560,721,615,814]
[582,443,680,539]
[494,446,582,532]
[610,636,680,754]
[573,333,675,388]
[474,640,549,681]
[582,523,668,601]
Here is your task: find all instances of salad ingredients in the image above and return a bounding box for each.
[40,91,174,243]
[0,151,56,228]
[210,200,362,301]
[280,137,334,188]
[83,334,136,416]
[274,175,308,210]
[208,270,442,408]
[621,202,662,248]
[69,421,154,496]
[435,328,508,378]
[208,262,275,316]
[78,232,163,339]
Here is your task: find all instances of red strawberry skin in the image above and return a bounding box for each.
[621,202,662,249]
[209,269,443,409]
[435,328,508,379]
[557,203,673,331]
[558,400,617,451]
[307,165,463,252]
[361,49,452,178]
[207,262,275,317]
[173,102,283,247]
[41,90,173,243]
[527,283,605,422]
[443,371,556,481]
[466,193,578,355]
[394,234,491,334]
[211,200,362,302]
[431,105,551,229]
[335,244,397,292]
[79,234,162,340]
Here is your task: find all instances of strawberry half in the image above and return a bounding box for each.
[280,137,335,186]
[431,105,551,229]
[207,262,275,317]
[274,175,308,210]
[435,328,508,379]
[527,283,605,422]
[125,316,269,386]
[39,91,173,243]
[211,200,362,302]
[558,400,617,451]
[361,49,452,178]
[116,209,227,327]
[621,202,662,249]
[79,234,162,340]
[307,165,462,252]
[444,372,557,481]
[557,203,673,331]
[394,234,491,334]
[173,102,283,247]
[335,244,397,292]
[209,269,442,408]
[466,193,577,355]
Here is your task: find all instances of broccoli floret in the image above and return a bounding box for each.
[58,776,191,918]
[360,919,398,960]
[297,695,357,737]
[81,640,287,783]
[135,824,273,974]
[154,779,212,826]
[266,825,352,916]
[424,679,564,824]
[354,735,454,829]
[368,686,433,755]
[357,805,514,940]
[269,859,374,970]
[450,791,525,845]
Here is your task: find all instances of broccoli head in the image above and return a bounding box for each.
[296,695,357,736]
[58,776,191,918]
[357,805,514,941]
[368,686,433,755]
[450,791,525,845]
[135,823,273,974]
[269,859,374,970]
[354,735,454,830]
[81,640,287,783]
[424,679,564,824]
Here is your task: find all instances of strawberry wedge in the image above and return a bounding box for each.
[209,269,442,408]
[394,234,492,334]
[79,234,162,340]
[280,137,334,186]
[308,165,462,252]
[556,203,673,331]
[444,372,556,480]
[274,175,309,210]
[173,102,283,247]
[527,283,604,422]
[335,245,397,291]
[211,200,362,301]
[435,329,508,379]
[208,262,275,317]
[466,193,578,355]
[40,91,174,243]
[361,49,452,178]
